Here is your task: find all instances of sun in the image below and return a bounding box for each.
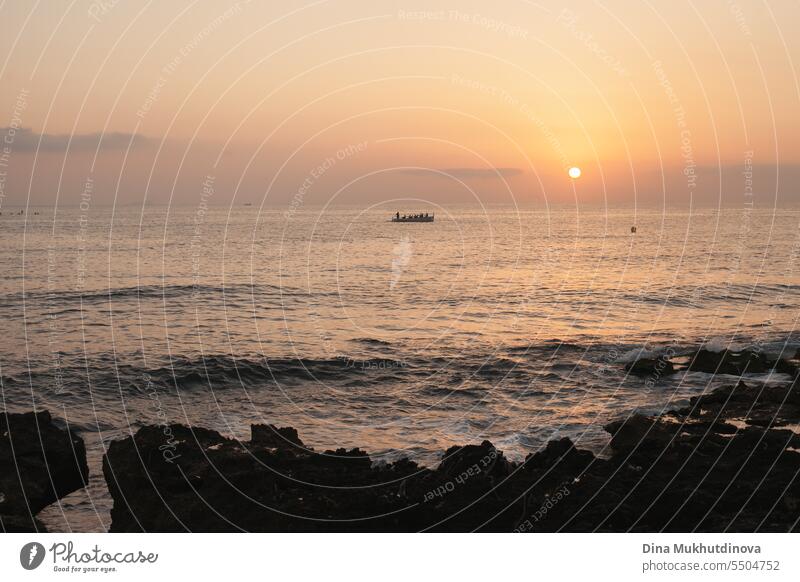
[568,167,582,179]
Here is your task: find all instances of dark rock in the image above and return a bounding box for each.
[605,414,682,453]
[249,424,304,449]
[687,349,773,375]
[0,410,88,532]
[775,358,799,377]
[436,440,510,482]
[102,377,800,532]
[522,437,594,476]
[0,513,48,532]
[103,423,584,532]
[103,423,430,532]
[685,381,800,424]
[625,356,675,377]
[528,378,800,532]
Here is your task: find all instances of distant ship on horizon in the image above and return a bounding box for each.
[391,212,434,223]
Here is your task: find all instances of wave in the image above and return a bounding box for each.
[506,341,590,355]
[621,283,800,309]
[139,355,413,390]
[351,337,393,347]
[0,282,337,308]
[5,330,800,403]
[0,353,416,399]
[421,384,487,399]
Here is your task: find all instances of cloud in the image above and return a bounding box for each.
[395,167,523,179]
[2,127,152,152]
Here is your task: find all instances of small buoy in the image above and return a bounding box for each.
[631,226,637,233]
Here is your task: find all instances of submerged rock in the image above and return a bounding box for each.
[625,356,675,377]
[0,410,89,532]
[623,347,799,380]
[688,348,776,375]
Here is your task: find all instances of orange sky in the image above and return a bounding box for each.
[1,0,799,207]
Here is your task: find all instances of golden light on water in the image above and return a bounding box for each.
[568,167,582,179]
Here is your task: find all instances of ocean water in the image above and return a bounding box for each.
[2,204,799,532]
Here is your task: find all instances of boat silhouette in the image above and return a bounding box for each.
[391,212,434,223]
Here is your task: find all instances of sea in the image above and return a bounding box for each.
[2,204,799,531]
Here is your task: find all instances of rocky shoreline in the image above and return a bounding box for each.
[0,411,88,532]
[4,348,800,532]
